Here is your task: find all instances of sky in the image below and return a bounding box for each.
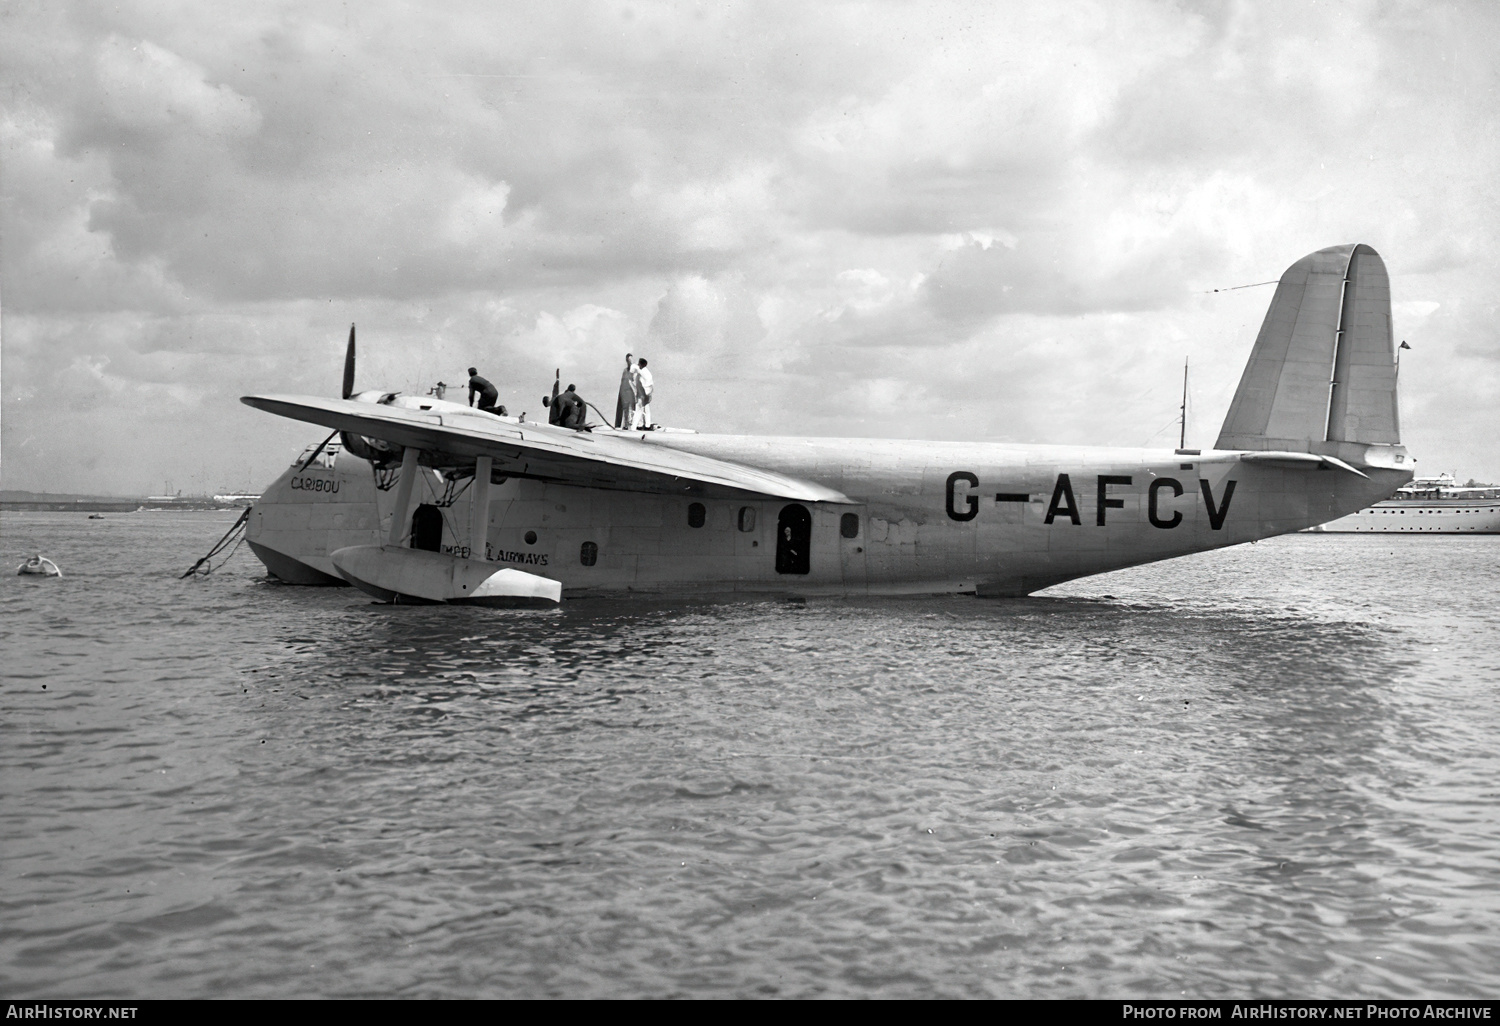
[3,0,1497,495]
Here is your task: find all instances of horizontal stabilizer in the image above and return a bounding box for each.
[242,394,851,503]
[1235,450,1368,478]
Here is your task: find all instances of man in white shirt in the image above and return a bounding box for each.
[634,358,654,429]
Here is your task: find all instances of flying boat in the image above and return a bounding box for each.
[241,243,1413,606]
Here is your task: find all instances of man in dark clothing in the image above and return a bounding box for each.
[467,367,500,413]
[557,384,587,429]
[543,384,582,426]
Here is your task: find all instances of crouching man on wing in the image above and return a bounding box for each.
[544,383,588,428]
[468,367,502,415]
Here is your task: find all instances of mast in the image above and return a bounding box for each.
[1178,357,1189,450]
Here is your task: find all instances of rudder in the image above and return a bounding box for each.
[1216,243,1401,458]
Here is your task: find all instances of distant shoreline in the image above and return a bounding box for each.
[2,500,253,512]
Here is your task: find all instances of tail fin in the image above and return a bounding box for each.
[1216,244,1403,464]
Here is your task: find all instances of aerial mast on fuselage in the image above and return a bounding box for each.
[1179,357,1189,451]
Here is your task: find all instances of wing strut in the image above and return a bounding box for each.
[388,446,421,546]
[470,455,493,558]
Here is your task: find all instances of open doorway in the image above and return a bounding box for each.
[776,504,811,575]
[410,504,444,552]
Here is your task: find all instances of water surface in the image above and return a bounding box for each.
[3,511,1497,997]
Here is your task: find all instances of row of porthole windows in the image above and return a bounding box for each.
[685,502,861,540]
[1353,525,1482,530]
[576,506,864,565]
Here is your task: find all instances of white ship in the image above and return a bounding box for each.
[1308,473,1500,533]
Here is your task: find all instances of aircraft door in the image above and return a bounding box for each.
[775,504,811,575]
[410,503,444,552]
[838,509,867,590]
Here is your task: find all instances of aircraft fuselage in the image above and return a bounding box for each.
[247,433,1409,598]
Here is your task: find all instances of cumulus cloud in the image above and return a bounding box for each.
[2,0,1499,494]
[92,36,262,138]
[647,276,763,355]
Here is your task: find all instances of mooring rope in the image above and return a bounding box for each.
[181,506,253,578]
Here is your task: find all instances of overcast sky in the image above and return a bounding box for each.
[3,0,1496,495]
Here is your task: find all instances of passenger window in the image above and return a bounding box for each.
[738,506,757,532]
[688,502,706,528]
[579,541,598,566]
[840,513,859,539]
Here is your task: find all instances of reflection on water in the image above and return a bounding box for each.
[2,512,1497,997]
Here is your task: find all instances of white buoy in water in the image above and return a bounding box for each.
[17,555,62,577]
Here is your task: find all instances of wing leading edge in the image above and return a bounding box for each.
[241,394,852,503]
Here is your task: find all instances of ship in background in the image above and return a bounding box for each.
[1308,473,1500,533]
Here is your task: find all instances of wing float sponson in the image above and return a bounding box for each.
[240,394,851,503]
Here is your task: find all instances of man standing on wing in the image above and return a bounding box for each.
[615,352,638,429]
[634,358,654,430]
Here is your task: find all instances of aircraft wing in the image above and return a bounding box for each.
[241,394,852,503]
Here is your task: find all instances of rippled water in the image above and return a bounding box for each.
[3,510,1498,998]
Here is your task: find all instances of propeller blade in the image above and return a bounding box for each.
[342,323,356,399]
[295,430,340,472]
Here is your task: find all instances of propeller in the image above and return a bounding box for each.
[300,322,368,470]
[341,323,356,399]
[542,366,560,420]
